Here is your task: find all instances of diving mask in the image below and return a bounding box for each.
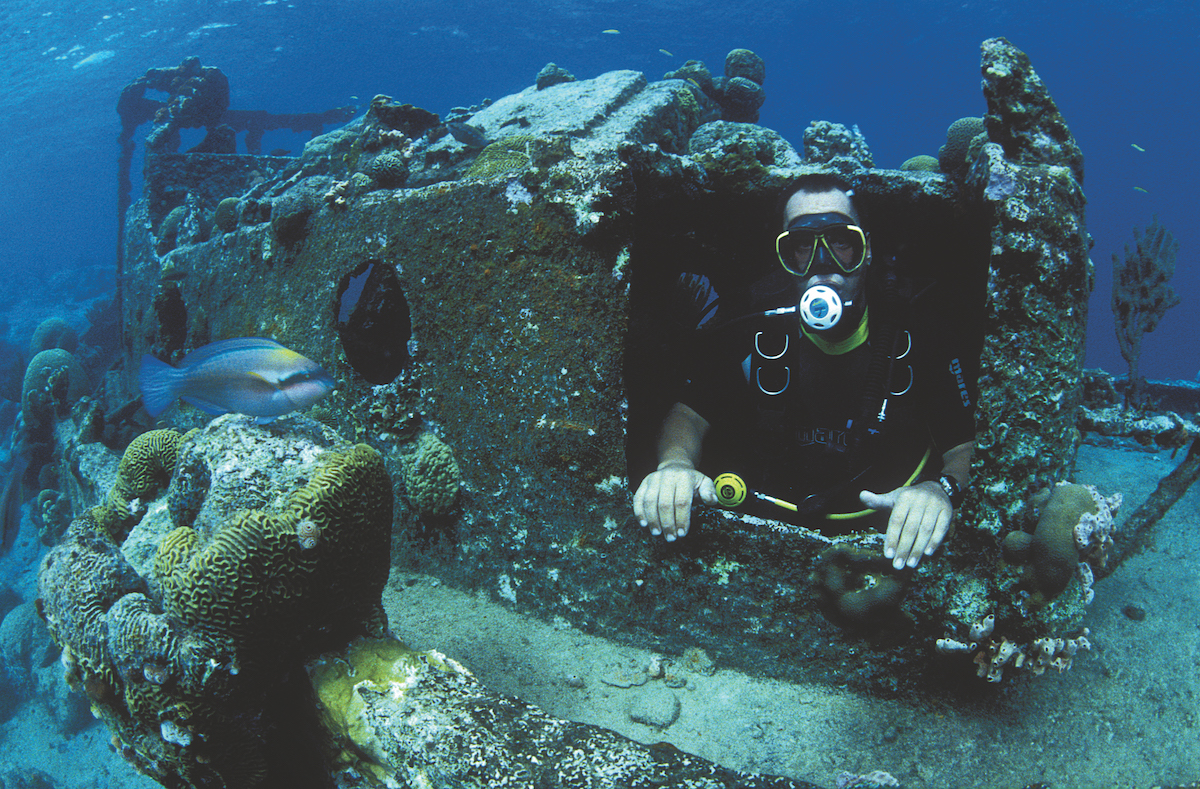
[775,212,868,277]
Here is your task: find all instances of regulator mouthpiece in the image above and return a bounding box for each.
[799,285,845,331]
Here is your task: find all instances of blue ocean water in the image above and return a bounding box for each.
[1,0,1197,380]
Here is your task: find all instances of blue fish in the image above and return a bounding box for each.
[139,338,335,423]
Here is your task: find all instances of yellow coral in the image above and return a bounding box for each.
[91,429,183,541]
[153,526,198,578]
[465,136,534,180]
[900,155,939,172]
[308,635,470,783]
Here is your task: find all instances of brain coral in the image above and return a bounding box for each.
[724,48,765,86]
[401,431,461,518]
[938,116,986,177]
[29,317,78,356]
[37,416,394,788]
[90,429,183,542]
[21,348,89,428]
[212,197,239,233]
[900,155,940,172]
[368,150,409,188]
[466,136,534,180]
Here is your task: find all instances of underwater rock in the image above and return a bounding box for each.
[0,602,53,699]
[334,258,411,384]
[536,62,576,90]
[308,635,820,789]
[366,94,440,138]
[802,120,873,170]
[981,38,1084,183]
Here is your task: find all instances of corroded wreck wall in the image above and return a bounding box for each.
[117,39,1091,690]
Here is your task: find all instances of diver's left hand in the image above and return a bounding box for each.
[859,481,952,570]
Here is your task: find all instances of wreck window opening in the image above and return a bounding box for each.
[334,259,412,385]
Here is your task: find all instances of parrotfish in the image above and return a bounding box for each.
[446,121,489,149]
[138,338,334,423]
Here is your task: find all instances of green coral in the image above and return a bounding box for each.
[368,150,409,187]
[213,197,239,233]
[938,116,986,177]
[160,443,391,654]
[899,155,939,172]
[21,348,89,428]
[811,545,910,630]
[90,429,183,542]
[39,431,393,789]
[400,432,461,518]
[29,317,78,356]
[1003,483,1097,606]
[465,136,534,180]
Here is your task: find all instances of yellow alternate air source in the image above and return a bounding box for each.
[602,28,619,34]
[1131,143,1145,152]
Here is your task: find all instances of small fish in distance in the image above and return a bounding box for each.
[139,338,335,423]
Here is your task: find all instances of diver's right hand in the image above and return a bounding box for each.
[633,463,718,541]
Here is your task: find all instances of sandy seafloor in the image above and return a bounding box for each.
[0,441,1195,788]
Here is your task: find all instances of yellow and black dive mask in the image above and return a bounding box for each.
[775,212,868,277]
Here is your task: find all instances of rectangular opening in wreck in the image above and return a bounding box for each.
[623,175,992,513]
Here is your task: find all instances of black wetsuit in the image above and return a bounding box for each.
[678,266,976,532]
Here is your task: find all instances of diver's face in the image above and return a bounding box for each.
[781,189,870,296]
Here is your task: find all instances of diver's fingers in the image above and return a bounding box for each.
[665,475,696,540]
[923,507,953,557]
[859,489,897,511]
[887,498,919,569]
[696,475,718,506]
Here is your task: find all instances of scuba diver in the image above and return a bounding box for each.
[633,173,977,570]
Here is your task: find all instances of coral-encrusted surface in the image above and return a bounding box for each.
[308,634,822,789]
[38,416,393,788]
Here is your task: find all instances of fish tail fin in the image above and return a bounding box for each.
[138,355,180,417]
